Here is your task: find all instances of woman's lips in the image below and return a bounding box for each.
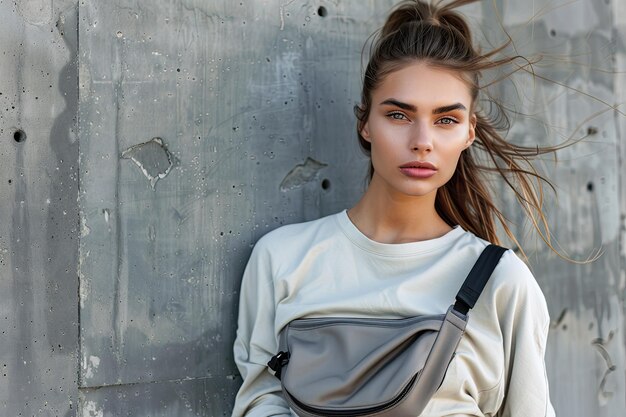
[399,167,437,178]
[399,161,437,178]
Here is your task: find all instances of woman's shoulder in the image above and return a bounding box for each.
[490,248,543,295]
[483,246,550,325]
[458,232,547,310]
[459,231,540,292]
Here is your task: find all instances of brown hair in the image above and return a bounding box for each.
[354,0,586,260]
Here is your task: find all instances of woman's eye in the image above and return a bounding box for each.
[386,112,407,120]
[437,117,457,125]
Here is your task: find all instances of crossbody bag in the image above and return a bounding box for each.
[267,244,507,417]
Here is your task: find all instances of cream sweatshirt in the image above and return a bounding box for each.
[232,209,556,417]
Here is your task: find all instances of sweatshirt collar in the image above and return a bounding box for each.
[335,209,466,257]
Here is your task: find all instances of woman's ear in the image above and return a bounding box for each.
[360,121,371,143]
[465,114,476,149]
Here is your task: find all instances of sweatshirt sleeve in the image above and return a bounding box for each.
[231,239,293,417]
[497,252,556,417]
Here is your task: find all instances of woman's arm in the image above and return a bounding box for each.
[231,240,293,417]
[497,254,556,417]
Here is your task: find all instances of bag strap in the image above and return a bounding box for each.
[453,244,507,315]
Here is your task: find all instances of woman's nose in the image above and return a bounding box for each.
[409,124,433,152]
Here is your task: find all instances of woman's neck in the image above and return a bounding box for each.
[347,178,452,244]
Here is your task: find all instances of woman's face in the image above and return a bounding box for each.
[361,61,476,199]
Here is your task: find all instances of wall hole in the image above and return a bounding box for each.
[586,182,594,192]
[318,6,328,17]
[321,178,331,190]
[13,129,26,143]
[549,29,556,37]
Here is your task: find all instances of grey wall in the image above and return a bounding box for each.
[0,0,624,416]
[491,1,624,416]
[0,0,79,415]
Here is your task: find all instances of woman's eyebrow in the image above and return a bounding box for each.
[379,98,416,112]
[379,99,466,114]
[433,103,467,114]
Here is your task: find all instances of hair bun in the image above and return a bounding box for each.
[381,1,432,37]
[381,0,473,42]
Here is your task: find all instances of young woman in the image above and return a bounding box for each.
[232,0,558,415]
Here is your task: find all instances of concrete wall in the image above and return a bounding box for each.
[0,0,623,416]
[492,1,624,416]
[0,0,79,415]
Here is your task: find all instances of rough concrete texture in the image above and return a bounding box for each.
[0,0,80,416]
[0,0,624,416]
[492,2,625,416]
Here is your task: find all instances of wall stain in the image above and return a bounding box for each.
[280,157,327,191]
[591,332,616,405]
[550,308,568,329]
[121,137,178,190]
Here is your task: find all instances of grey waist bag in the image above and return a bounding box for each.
[267,244,507,417]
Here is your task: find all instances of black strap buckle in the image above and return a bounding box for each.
[267,351,290,380]
[453,245,507,315]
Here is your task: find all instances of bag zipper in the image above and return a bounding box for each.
[285,373,418,416]
[288,314,445,330]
